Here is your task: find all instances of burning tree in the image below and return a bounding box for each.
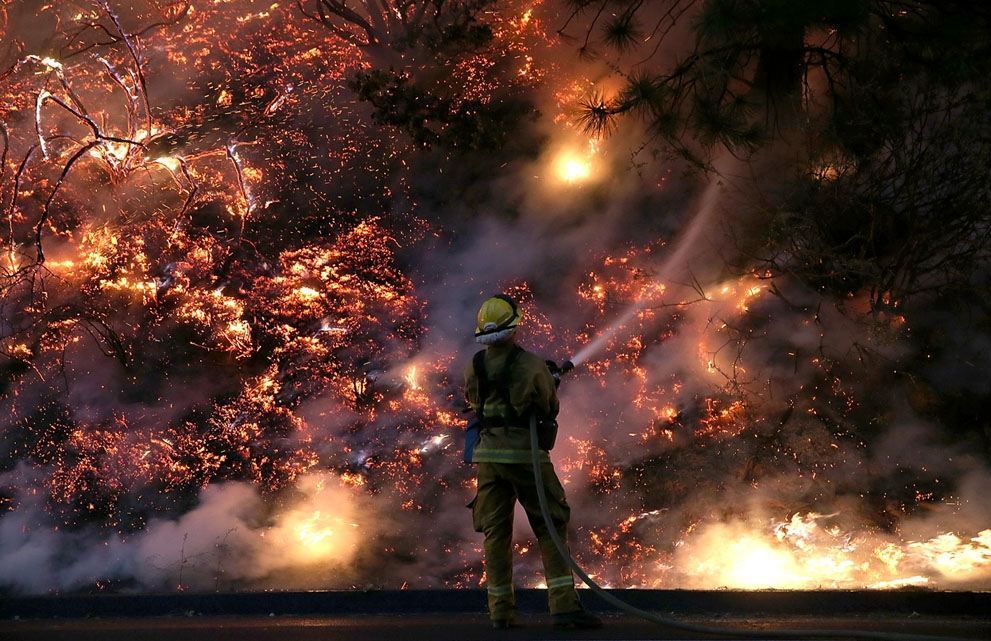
[567,2,991,152]
[0,1,433,530]
[298,0,496,63]
[0,0,990,595]
[299,0,542,149]
[562,0,991,443]
[540,0,991,587]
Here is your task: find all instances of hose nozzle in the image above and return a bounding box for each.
[547,359,576,387]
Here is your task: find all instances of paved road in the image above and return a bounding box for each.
[4,613,990,641]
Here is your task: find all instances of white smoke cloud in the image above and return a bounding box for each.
[2,0,990,597]
[0,471,370,594]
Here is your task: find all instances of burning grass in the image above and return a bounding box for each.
[0,0,989,594]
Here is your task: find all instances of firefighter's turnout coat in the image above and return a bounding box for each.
[463,341,582,620]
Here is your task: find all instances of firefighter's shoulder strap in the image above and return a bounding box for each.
[472,345,523,427]
[472,349,489,421]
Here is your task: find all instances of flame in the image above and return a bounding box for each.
[911,530,991,581]
[404,365,421,390]
[273,475,362,566]
[155,156,181,172]
[3,248,19,274]
[675,515,991,590]
[287,510,347,561]
[720,536,806,589]
[553,139,599,185]
[1,0,990,596]
[554,151,592,184]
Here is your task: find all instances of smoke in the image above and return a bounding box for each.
[401,116,991,586]
[570,156,736,366]
[1,0,990,595]
[0,470,370,594]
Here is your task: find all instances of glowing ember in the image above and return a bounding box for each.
[0,0,987,597]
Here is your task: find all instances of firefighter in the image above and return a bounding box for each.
[465,294,602,630]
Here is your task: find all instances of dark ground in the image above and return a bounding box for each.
[2,591,989,641]
[3,613,991,641]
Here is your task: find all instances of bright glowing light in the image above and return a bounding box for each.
[4,248,19,274]
[676,514,991,590]
[870,576,931,589]
[155,156,181,172]
[419,434,449,454]
[404,365,420,390]
[911,529,991,580]
[273,474,362,566]
[555,152,593,184]
[293,511,338,552]
[27,55,63,71]
[279,506,357,564]
[720,537,804,589]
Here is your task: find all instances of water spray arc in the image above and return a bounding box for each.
[569,166,725,367]
[544,155,978,634]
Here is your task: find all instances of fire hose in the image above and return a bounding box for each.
[527,373,975,641]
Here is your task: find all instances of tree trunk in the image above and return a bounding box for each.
[753,20,806,132]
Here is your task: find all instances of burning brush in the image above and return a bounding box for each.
[0,0,988,598]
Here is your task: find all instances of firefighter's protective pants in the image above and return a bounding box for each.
[470,461,583,620]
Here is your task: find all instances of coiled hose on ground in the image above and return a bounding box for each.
[528,415,974,641]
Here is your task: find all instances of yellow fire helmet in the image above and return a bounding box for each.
[475,294,521,344]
